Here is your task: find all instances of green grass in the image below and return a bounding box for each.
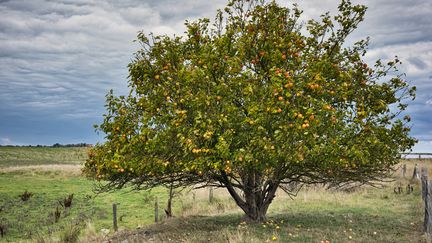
[107,184,424,243]
[0,170,424,242]
[0,170,172,242]
[0,147,88,167]
[0,147,427,242]
[0,147,176,242]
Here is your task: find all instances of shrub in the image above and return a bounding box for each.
[19,190,33,202]
[59,222,83,243]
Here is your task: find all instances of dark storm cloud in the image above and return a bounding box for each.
[0,0,225,145]
[0,0,431,152]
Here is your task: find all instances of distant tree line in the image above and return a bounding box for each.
[0,143,92,148]
[51,143,92,148]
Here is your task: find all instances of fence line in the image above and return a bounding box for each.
[401,153,432,159]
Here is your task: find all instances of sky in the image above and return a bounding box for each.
[0,0,431,152]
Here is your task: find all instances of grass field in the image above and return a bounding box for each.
[0,147,428,242]
[0,147,87,167]
[0,170,172,240]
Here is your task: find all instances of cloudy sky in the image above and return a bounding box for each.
[0,0,431,152]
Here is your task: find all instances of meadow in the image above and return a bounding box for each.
[0,147,87,168]
[0,147,427,242]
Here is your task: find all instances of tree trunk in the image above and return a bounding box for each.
[221,171,278,222]
[243,200,268,222]
[165,185,174,218]
[242,180,278,222]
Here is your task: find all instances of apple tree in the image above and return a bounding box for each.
[84,0,416,222]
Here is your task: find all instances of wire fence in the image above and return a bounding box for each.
[401,153,432,159]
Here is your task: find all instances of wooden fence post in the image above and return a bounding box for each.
[423,167,429,178]
[425,180,432,238]
[402,164,407,178]
[113,203,118,232]
[422,175,432,236]
[155,197,159,223]
[209,187,214,203]
[413,164,420,180]
[422,174,428,200]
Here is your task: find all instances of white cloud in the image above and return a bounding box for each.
[365,41,432,80]
[0,137,12,145]
[412,140,432,153]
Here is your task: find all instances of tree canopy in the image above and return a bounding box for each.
[84,0,416,221]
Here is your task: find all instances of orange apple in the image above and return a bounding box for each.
[247,25,254,33]
[323,104,332,110]
[284,82,293,89]
[225,166,231,173]
[331,116,337,123]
